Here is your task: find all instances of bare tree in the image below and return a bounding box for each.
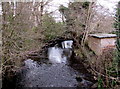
[31,0,53,27]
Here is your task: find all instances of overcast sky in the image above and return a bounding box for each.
[47,0,119,21]
[50,0,119,10]
[0,0,119,20]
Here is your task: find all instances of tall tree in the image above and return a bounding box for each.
[114,1,120,72]
[32,0,53,27]
[59,1,94,45]
[115,1,120,65]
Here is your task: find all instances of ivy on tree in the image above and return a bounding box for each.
[114,1,120,68]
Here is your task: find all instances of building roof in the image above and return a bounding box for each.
[89,34,117,38]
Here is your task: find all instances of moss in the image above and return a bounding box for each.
[59,5,69,13]
[82,2,90,9]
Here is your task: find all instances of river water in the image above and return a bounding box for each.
[2,40,94,88]
[16,58,94,88]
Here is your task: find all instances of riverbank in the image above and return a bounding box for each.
[2,38,97,89]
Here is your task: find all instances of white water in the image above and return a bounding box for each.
[48,40,73,64]
[62,40,73,49]
[48,47,67,63]
[17,40,93,88]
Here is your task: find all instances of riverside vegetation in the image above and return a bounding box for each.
[1,1,120,88]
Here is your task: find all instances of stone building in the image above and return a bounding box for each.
[88,34,117,55]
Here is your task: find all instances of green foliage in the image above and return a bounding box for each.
[59,5,69,13]
[59,1,90,37]
[100,2,120,88]
[94,3,120,87]
[32,26,39,32]
[82,1,90,9]
[97,76,104,89]
[42,14,65,41]
[114,1,120,70]
[59,5,70,21]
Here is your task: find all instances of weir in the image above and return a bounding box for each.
[48,47,67,63]
[62,40,73,49]
[4,40,95,88]
[48,40,73,64]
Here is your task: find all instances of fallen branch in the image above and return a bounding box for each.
[89,63,120,83]
[27,55,48,59]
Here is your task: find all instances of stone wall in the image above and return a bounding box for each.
[88,37,116,55]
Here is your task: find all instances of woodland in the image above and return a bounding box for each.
[0,0,120,88]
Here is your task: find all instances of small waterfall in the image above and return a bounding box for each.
[14,39,94,88]
[48,47,67,63]
[48,40,73,64]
